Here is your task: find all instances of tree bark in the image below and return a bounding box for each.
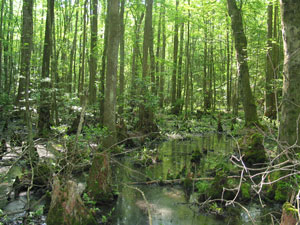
[265,1,276,119]
[130,12,144,112]
[67,0,79,94]
[21,0,34,152]
[102,0,120,147]
[118,0,125,115]
[184,0,190,118]
[89,0,98,104]
[171,0,179,114]
[0,0,4,93]
[279,0,300,147]
[138,0,157,133]
[226,19,231,112]
[177,23,184,102]
[38,0,54,136]
[79,0,88,100]
[159,0,166,108]
[227,0,258,126]
[99,0,109,125]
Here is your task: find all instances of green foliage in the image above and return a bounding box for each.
[283,202,298,215]
[83,193,96,206]
[196,180,211,194]
[83,125,109,145]
[274,181,290,202]
[240,183,251,201]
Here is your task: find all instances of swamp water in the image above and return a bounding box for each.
[0,134,277,224]
[112,134,273,225]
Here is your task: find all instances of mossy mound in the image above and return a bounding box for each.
[237,129,266,167]
[280,202,298,225]
[47,177,97,225]
[86,153,114,202]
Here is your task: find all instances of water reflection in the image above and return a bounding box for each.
[112,134,232,225]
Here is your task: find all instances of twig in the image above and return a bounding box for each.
[124,184,152,225]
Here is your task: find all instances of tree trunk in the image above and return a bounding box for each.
[159,0,166,108]
[102,0,120,147]
[226,19,231,112]
[89,0,98,104]
[130,12,144,113]
[227,0,258,126]
[79,0,88,100]
[203,20,209,111]
[118,0,125,115]
[265,1,276,119]
[99,0,109,125]
[47,178,97,225]
[279,0,300,147]
[38,0,54,136]
[68,0,79,94]
[184,0,190,119]
[155,6,162,97]
[138,0,157,133]
[0,0,4,93]
[177,23,184,102]
[171,0,179,114]
[21,0,34,154]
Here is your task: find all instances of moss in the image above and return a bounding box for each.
[283,202,298,216]
[87,154,114,203]
[274,181,289,202]
[240,183,251,201]
[47,179,97,225]
[46,202,64,225]
[208,171,234,200]
[237,129,266,166]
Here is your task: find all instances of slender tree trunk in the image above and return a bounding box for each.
[155,6,162,97]
[130,12,144,112]
[227,0,258,126]
[171,0,179,114]
[203,20,209,111]
[159,0,166,108]
[139,0,157,132]
[51,10,60,126]
[149,4,155,95]
[118,0,125,115]
[7,0,13,96]
[102,0,120,147]
[0,0,4,93]
[273,1,279,120]
[38,0,54,136]
[79,0,88,100]
[265,1,276,119]
[99,0,109,125]
[226,19,231,112]
[89,0,98,104]
[4,0,12,95]
[20,0,33,143]
[279,0,300,147]
[184,0,190,118]
[177,23,184,102]
[68,0,79,94]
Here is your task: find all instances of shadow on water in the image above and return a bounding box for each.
[112,133,235,225]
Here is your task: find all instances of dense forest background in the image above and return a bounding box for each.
[0,0,282,130]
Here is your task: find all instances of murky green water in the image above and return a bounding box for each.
[112,134,237,225]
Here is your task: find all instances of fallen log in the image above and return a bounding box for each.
[127,176,240,185]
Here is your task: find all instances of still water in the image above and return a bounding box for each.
[112,134,241,225]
